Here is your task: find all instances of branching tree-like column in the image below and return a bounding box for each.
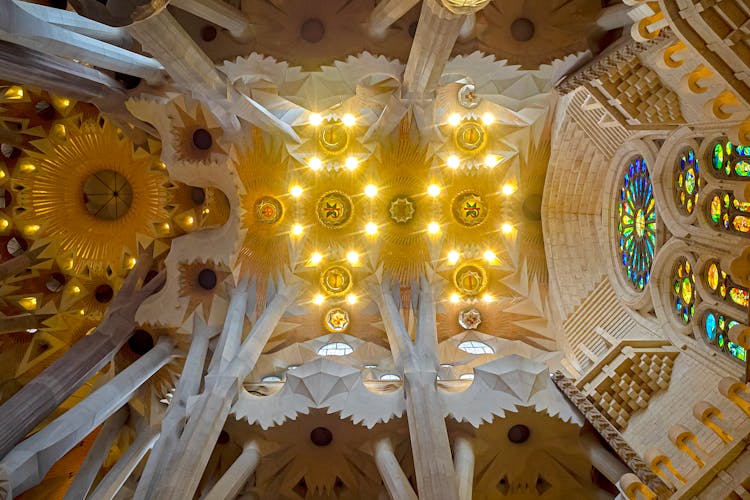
[402,0,488,98]
[0,247,165,460]
[149,278,304,500]
[367,0,421,39]
[0,243,49,284]
[0,337,178,497]
[371,274,459,499]
[373,437,418,500]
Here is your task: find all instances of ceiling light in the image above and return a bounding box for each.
[364,184,378,197]
[342,113,356,126]
[448,113,462,127]
[309,113,323,126]
[481,112,495,125]
[313,294,325,305]
[448,250,460,264]
[365,222,378,235]
[427,222,441,234]
[501,183,516,195]
[347,293,358,304]
[447,155,460,169]
[347,250,359,264]
[291,223,304,236]
[482,293,494,303]
[484,154,499,168]
[501,223,513,234]
[427,184,441,197]
[345,156,358,170]
[450,293,461,303]
[309,157,322,171]
[310,252,323,265]
[290,185,303,197]
[483,250,496,262]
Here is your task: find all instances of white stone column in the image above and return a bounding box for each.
[171,0,253,42]
[367,0,420,39]
[595,3,635,30]
[202,442,261,500]
[373,437,417,500]
[87,426,160,500]
[62,407,129,500]
[0,338,177,497]
[453,436,474,500]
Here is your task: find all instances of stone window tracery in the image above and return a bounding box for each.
[672,256,697,325]
[701,310,746,363]
[710,138,750,179]
[707,190,750,236]
[703,260,749,310]
[457,340,494,355]
[675,148,701,215]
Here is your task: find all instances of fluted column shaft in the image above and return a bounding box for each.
[373,437,417,500]
[454,436,474,500]
[202,442,261,500]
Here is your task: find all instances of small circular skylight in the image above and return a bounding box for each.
[457,340,494,355]
[317,342,354,356]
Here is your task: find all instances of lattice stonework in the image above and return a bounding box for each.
[578,344,680,431]
[595,54,685,126]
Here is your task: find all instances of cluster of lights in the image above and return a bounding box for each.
[309,113,357,128]
[449,292,495,303]
[306,155,359,172]
[446,112,495,127]
[312,292,358,305]
[446,249,498,265]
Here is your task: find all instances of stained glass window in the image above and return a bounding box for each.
[704,260,749,310]
[673,257,696,324]
[703,311,746,362]
[457,340,494,354]
[317,342,354,356]
[707,191,750,236]
[617,157,656,291]
[710,138,750,178]
[675,148,701,215]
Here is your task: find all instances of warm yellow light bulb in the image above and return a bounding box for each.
[291,223,304,236]
[450,293,461,303]
[345,156,358,170]
[448,113,462,127]
[313,294,325,305]
[347,293,358,305]
[186,216,194,225]
[427,222,441,234]
[483,250,496,262]
[346,250,360,264]
[501,183,516,195]
[447,155,460,169]
[365,222,378,235]
[427,184,441,197]
[482,293,494,303]
[342,113,356,127]
[364,184,378,197]
[501,223,514,234]
[0,218,8,231]
[309,113,323,126]
[290,185,303,197]
[127,257,137,269]
[309,157,322,171]
[23,224,40,236]
[310,252,323,265]
[448,250,460,264]
[484,154,499,168]
[481,112,495,125]
[71,286,80,294]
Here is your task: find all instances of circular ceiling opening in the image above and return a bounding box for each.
[114,72,142,90]
[511,18,535,42]
[301,18,325,43]
[201,25,218,42]
[507,424,531,443]
[190,186,206,205]
[217,430,230,444]
[83,170,133,220]
[128,329,154,355]
[94,284,114,303]
[192,129,213,150]
[198,268,218,290]
[310,426,333,446]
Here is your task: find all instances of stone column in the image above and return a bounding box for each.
[0,314,53,335]
[454,436,474,500]
[62,407,129,500]
[373,437,418,500]
[0,244,48,283]
[0,252,164,460]
[151,279,303,500]
[202,442,261,500]
[580,427,631,485]
[170,0,253,42]
[367,0,420,39]
[0,338,177,497]
[87,426,160,500]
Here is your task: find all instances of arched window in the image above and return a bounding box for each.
[704,260,749,309]
[459,373,475,381]
[379,374,401,381]
[457,340,494,354]
[702,310,746,362]
[707,191,750,235]
[317,342,354,356]
[675,148,701,215]
[617,156,657,291]
[261,375,282,382]
[673,257,697,324]
[710,138,750,178]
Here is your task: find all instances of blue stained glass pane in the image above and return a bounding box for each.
[705,313,717,341]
